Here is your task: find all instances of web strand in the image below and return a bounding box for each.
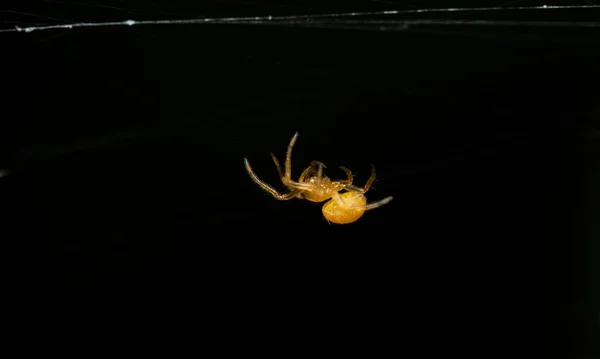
[1,4,599,34]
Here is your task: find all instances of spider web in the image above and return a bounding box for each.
[1,2,600,34]
[0,5,598,348]
[1,0,599,176]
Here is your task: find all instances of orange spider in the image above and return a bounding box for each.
[243,132,393,224]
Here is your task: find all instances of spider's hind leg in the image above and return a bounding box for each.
[333,192,393,211]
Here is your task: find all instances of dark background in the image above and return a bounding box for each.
[0,0,598,355]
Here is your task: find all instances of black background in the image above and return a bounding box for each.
[0,0,598,355]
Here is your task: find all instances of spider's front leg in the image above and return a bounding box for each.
[271,153,313,186]
[343,164,376,194]
[339,166,353,185]
[285,132,299,181]
[244,158,301,200]
[310,161,327,184]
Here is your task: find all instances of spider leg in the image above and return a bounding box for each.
[244,158,301,200]
[311,161,327,184]
[332,192,393,211]
[285,132,299,182]
[286,180,312,190]
[284,161,323,190]
[270,152,285,180]
[345,184,366,193]
[273,152,313,185]
[344,164,377,193]
[278,189,304,200]
[339,166,353,185]
[339,167,368,193]
[364,164,376,193]
[339,165,376,193]
[298,165,314,182]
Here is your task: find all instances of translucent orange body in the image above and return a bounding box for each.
[244,132,393,224]
[322,192,368,224]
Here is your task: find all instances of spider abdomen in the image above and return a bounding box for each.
[322,192,367,224]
